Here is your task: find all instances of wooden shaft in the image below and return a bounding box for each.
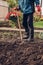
[17,15,22,41]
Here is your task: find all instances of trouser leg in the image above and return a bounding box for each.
[23,14,29,34]
[27,13,34,39]
[22,13,34,39]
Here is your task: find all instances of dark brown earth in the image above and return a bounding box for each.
[0,31,43,65]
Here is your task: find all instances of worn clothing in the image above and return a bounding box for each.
[18,0,40,14]
[18,0,40,39]
[23,13,34,39]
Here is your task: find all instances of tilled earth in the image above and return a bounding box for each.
[0,31,43,65]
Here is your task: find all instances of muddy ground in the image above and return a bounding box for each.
[0,31,43,65]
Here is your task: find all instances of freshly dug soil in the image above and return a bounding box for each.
[0,31,43,65]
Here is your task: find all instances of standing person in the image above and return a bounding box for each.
[17,0,41,41]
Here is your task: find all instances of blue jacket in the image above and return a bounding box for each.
[18,0,40,14]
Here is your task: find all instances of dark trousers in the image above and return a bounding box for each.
[23,13,34,39]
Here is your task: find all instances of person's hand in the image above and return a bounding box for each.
[36,5,41,12]
[16,6,20,11]
[12,7,17,10]
[35,5,41,16]
[12,6,20,11]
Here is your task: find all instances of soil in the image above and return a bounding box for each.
[0,31,43,65]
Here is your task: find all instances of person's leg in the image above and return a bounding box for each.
[27,13,34,40]
[23,14,28,31]
[22,14,29,38]
[22,13,34,40]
